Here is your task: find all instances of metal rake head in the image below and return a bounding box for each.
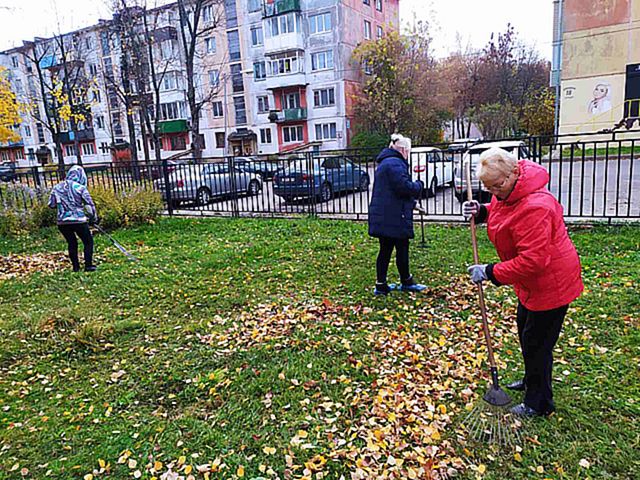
[463,403,524,447]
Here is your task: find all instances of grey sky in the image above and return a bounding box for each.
[0,0,553,58]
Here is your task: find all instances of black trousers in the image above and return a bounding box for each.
[517,302,568,413]
[58,223,94,271]
[376,237,410,284]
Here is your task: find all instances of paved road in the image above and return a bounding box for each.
[175,158,640,221]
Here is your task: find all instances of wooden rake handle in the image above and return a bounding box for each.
[465,161,498,370]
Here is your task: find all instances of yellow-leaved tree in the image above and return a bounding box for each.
[0,67,22,143]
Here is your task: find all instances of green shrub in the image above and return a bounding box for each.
[91,186,125,230]
[91,185,162,230]
[349,131,389,152]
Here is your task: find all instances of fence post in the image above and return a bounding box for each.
[31,165,42,188]
[162,158,174,216]
[307,151,317,218]
[227,155,239,218]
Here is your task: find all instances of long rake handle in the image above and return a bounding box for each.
[465,161,498,372]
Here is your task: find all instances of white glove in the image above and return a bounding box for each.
[468,264,488,284]
[462,200,480,219]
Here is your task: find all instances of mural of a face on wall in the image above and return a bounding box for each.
[588,82,612,115]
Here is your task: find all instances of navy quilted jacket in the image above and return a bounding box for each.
[368,148,423,239]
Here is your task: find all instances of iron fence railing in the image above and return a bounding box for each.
[2,130,640,225]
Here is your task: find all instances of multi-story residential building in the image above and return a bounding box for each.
[0,0,399,166]
[552,0,640,134]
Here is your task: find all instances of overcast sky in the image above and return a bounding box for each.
[0,0,553,58]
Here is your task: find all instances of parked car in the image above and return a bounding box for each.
[233,157,284,180]
[410,147,453,198]
[447,137,481,153]
[453,140,531,202]
[156,162,263,207]
[0,162,17,182]
[141,159,186,180]
[273,156,370,202]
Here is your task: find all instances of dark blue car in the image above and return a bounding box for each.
[273,156,370,203]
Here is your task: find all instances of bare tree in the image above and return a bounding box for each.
[176,0,224,161]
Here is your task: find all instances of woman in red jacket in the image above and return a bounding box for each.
[463,147,583,417]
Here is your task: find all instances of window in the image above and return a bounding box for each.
[160,101,186,120]
[311,50,334,71]
[282,91,300,109]
[37,123,45,143]
[215,132,225,148]
[24,125,31,137]
[169,135,187,151]
[14,149,24,160]
[282,125,304,143]
[160,40,175,60]
[225,0,238,28]
[248,0,261,12]
[230,64,244,93]
[253,61,266,80]
[202,5,214,23]
[88,64,98,76]
[257,95,269,113]
[313,87,335,107]
[205,37,217,54]
[364,20,372,40]
[161,72,183,91]
[260,128,272,144]
[315,122,337,140]
[82,143,96,155]
[101,32,111,55]
[100,142,109,154]
[227,30,241,61]
[95,115,105,129]
[212,101,224,117]
[363,0,370,5]
[377,26,383,39]
[267,12,299,36]
[376,0,382,11]
[251,26,263,46]
[85,37,93,50]
[112,113,123,135]
[92,89,101,103]
[309,13,331,34]
[11,56,18,68]
[1,151,9,161]
[268,52,303,76]
[65,145,76,157]
[363,61,373,75]
[209,69,220,87]
[234,96,247,125]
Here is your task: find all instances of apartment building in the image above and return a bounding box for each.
[0,0,399,166]
[552,0,640,134]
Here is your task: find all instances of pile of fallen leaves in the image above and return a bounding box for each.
[0,252,68,280]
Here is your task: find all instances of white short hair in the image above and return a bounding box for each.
[389,133,412,150]
[478,147,518,182]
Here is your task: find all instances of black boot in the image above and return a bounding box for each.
[506,379,526,391]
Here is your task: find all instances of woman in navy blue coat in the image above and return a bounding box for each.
[368,134,426,295]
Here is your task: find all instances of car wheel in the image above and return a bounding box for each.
[320,182,333,202]
[426,177,437,198]
[196,187,212,206]
[358,174,370,192]
[247,179,261,196]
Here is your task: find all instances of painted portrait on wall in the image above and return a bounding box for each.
[588,82,612,115]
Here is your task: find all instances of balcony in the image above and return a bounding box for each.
[59,128,95,143]
[271,107,307,123]
[265,72,307,90]
[262,0,301,18]
[158,119,189,134]
[264,32,305,55]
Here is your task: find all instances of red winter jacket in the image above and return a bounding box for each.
[483,160,583,311]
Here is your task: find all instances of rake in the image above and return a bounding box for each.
[461,160,523,446]
[94,224,139,262]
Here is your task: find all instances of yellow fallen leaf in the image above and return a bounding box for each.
[184,465,193,474]
[154,461,163,471]
[478,464,486,474]
[297,429,308,438]
[84,475,94,480]
[536,465,544,473]
[237,466,245,477]
[178,455,187,465]
[262,446,276,455]
[514,452,522,462]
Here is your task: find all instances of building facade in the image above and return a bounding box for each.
[553,0,640,134]
[0,0,399,167]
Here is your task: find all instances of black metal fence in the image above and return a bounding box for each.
[2,130,639,224]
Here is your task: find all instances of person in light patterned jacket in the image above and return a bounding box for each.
[48,165,98,272]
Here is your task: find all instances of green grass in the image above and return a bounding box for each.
[0,218,638,479]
